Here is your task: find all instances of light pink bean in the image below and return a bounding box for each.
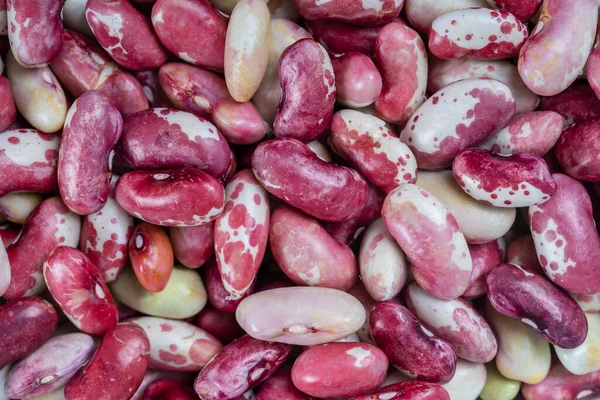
[168,223,214,269]
[332,52,382,108]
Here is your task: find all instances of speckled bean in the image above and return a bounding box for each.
[441,360,486,400]
[256,365,311,400]
[539,84,600,125]
[521,361,600,399]
[129,222,174,293]
[555,120,600,182]
[293,0,403,25]
[0,192,42,224]
[554,312,600,375]
[204,258,253,312]
[486,0,542,21]
[332,52,382,108]
[480,362,521,400]
[405,0,488,34]
[168,223,214,269]
[464,238,505,298]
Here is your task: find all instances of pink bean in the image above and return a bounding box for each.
[0,298,58,369]
[484,263,588,349]
[452,148,557,207]
[305,19,383,55]
[505,234,542,272]
[539,84,600,125]
[293,0,403,25]
[370,301,457,384]
[404,0,488,34]
[522,361,600,400]
[481,111,564,156]
[4,197,81,299]
[0,129,60,197]
[115,168,225,227]
[65,323,150,400]
[0,77,16,132]
[204,258,254,312]
[374,22,427,125]
[193,335,291,400]
[85,0,168,70]
[58,90,123,215]
[7,0,63,67]
[168,223,214,269]
[429,8,528,60]
[252,138,369,222]
[0,238,8,297]
[555,120,600,182]
[349,381,450,400]
[400,78,515,170]
[291,343,389,397]
[196,306,245,344]
[257,365,312,400]
[43,246,119,335]
[151,0,227,71]
[405,283,498,363]
[463,238,505,298]
[529,173,600,294]
[486,0,542,21]
[269,205,358,291]
[518,0,598,96]
[134,70,168,108]
[332,52,382,108]
[116,108,232,179]
[382,184,472,299]
[215,169,270,299]
[129,222,174,293]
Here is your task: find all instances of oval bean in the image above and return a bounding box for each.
[405,0,487,34]
[441,360,486,400]
[463,238,505,299]
[521,361,600,400]
[168,223,214,269]
[554,313,600,375]
[555,119,600,182]
[332,52,382,108]
[293,0,403,25]
[479,362,521,400]
[0,192,42,224]
[129,222,174,293]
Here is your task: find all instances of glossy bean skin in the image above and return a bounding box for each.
[4,197,81,299]
[486,0,542,21]
[252,138,369,222]
[58,90,123,215]
[463,238,505,298]
[269,205,358,291]
[0,129,60,197]
[529,173,600,294]
[400,78,515,170]
[554,313,600,375]
[572,292,600,313]
[329,110,417,192]
[7,0,63,67]
[375,22,427,125]
[80,175,134,282]
[86,0,168,71]
[116,108,231,179]
[0,77,16,132]
[291,343,388,397]
[215,169,270,299]
[257,366,312,400]
[236,287,366,345]
[332,53,382,108]
[0,238,8,297]
[539,84,600,125]
[0,297,58,369]
[453,149,556,207]
[441,360,486,400]
[522,361,600,399]
[370,301,457,383]
[204,258,253,312]
[485,263,588,349]
[518,0,598,96]
[43,246,119,335]
[351,381,450,400]
[555,120,600,182]
[4,333,95,399]
[130,317,223,372]
[428,58,539,114]
[382,184,472,299]
[196,306,245,344]
[429,8,528,60]
[305,20,383,55]
[404,0,488,34]
[115,168,225,227]
[6,53,67,133]
[168,223,214,269]
[406,283,497,363]
[193,335,291,400]
[0,192,42,224]
[293,0,403,25]
[151,0,227,71]
[274,39,335,142]
[64,323,150,400]
[129,222,174,293]
[481,111,564,156]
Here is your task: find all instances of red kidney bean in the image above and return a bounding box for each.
[305,19,383,55]
[404,0,487,34]
[85,0,168,70]
[65,323,150,400]
[7,0,63,67]
[215,169,270,299]
[292,343,388,397]
[405,283,497,363]
[529,173,600,294]
[142,378,197,400]
[257,365,312,400]
[58,90,123,215]
[518,0,598,96]
[115,168,225,227]
[193,335,291,400]
[400,78,515,170]
[350,381,450,400]
[129,222,174,293]
[330,110,417,192]
[4,333,95,399]
[204,258,254,312]
[332,52,382,108]
[481,111,564,156]
[270,205,358,291]
[486,0,542,21]
[0,238,8,298]
[134,70,168,108]
[196,306,245,344]
[0,129,60,197]
[370,301,457,383]
[151,0,227,71]
[522,361,600,400]
[116,108,232,179]
[294,0,403,25]
[252,138,369,222]
[4,197,81,299]
[539,84,600,125]
[0,222,20,247]
[463,238,505,298]
[0,297,58,369]
[555,120,600,182]
[374,21,427,125]
[485,263,588,349]
[382,184,472,299]
[43,246,119,335]
[168,223,214,269]
[453,148,557,207]
[0,77,16,132]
